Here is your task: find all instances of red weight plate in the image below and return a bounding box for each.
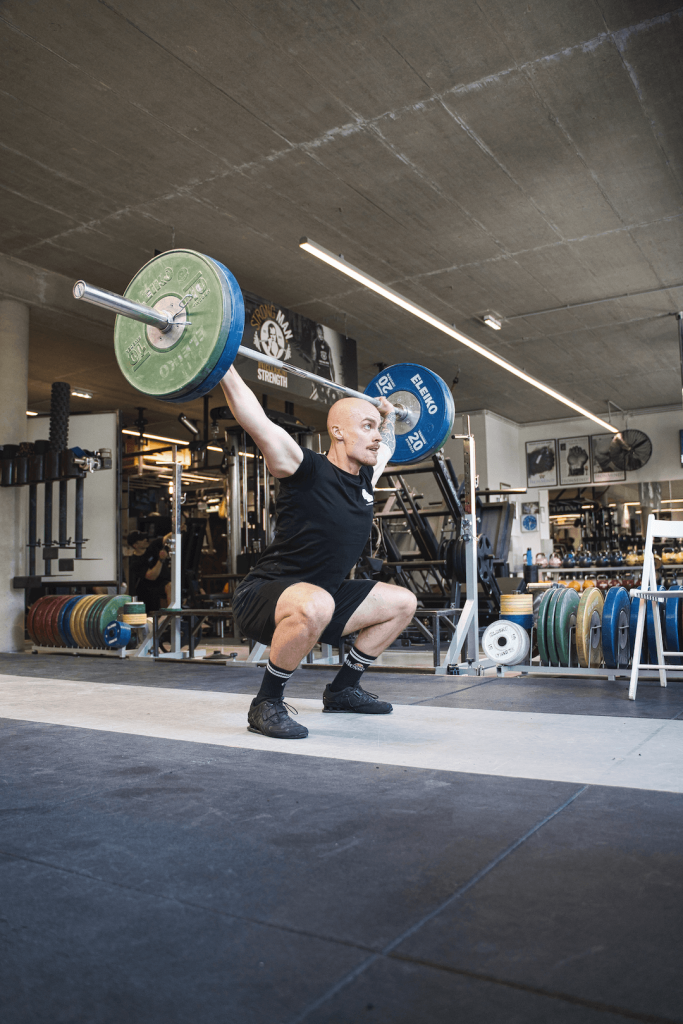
[46,596,71,646]
[33,597,59,647]
[26,600,40,644]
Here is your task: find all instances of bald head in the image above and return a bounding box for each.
[327,397,380,436]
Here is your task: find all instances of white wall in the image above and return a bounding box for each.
[27,412,118,584]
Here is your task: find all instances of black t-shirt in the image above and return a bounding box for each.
[129,539,167,596]
[244,448,375,594]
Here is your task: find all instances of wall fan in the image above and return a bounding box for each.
[608,429,653,472]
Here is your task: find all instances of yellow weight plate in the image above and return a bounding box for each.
[576,587,604,668]
[72,596,98,648]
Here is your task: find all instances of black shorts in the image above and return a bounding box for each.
[232,578,377,647]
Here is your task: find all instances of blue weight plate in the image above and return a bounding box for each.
[365,363,454,464]
[665,585,682,666]
[104,621,133,649]
[646,587,666,666]
[164,257,245,403]
[630,596,648,664]
[58,596,81,648]
[602,586,630,669]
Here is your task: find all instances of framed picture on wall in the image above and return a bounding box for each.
[558,436,591,486]
[591,433,626,483]
[525,439,557,488]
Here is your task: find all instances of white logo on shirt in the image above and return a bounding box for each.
[362,488,374,505]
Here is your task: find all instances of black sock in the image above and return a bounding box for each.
[329,645,377,692]
[255,660,294,704]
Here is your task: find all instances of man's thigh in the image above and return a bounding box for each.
[273,581,332,626]
[338,581,411,637]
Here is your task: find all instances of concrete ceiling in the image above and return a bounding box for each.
[1,0,682,435]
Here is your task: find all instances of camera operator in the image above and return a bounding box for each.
[127,531,172,611]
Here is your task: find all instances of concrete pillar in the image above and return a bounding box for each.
[0,300,29,651]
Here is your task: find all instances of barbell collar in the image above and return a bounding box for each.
[73,280,175,332]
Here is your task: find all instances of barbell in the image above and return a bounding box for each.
[73,248,455,464]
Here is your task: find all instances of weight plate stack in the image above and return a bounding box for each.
[58,596,82,648]
[664,586,682,666]
[34,597,59,646]
[85,596,110,648]
[72,595,99,648]
[645,587,666,666]
[96,596,131,647]
[114,250,245,402]
[46,596,71,647]
[536,588,554,666]
[121,602,147,626]
[545,588,565,667]
[629,596,649,665]
[482,620,530,665]
[365,363,455,465]
[602,586,631,669]
[576,587,604,668]
[554,588,580,667]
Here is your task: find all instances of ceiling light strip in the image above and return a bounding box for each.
[299,238,618,433]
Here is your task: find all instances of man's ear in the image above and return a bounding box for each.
[329,425,344,442]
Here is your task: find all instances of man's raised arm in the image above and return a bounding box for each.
[220,366,303,478]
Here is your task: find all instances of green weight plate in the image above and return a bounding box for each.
[536,589,554,666]
[123,602,146,616]
[555,588,580,667]
[85,597,109,648]
[96,595,130,647]
[546,588,564,667]
[114,250,244,401]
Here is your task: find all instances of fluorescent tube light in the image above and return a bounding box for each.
[71,389,93,399]
[26,411,38,417]
[482,313,502,331]
[121,428,222,453]
[299,238,618,433]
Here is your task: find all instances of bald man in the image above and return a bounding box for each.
[220,365,418,739]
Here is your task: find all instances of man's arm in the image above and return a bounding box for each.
[145,548,167,581]
[220,366,303,478]
[372,399,396,487]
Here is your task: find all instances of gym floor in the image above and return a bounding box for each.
[1,655,681,1024]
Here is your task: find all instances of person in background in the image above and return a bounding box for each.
[127,531,172,611]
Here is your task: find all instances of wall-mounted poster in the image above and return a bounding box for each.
[526,439,557,488]
[235,289,358,411]
[558,435,591,486]
[591,433,626,483]
[521,501,539,532]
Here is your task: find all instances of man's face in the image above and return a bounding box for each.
[132,539,147,555]
[329,400,382,466]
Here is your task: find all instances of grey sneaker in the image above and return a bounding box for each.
[247,698,309,739]
[322,684,393,714]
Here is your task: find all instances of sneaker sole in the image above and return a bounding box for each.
[247,725,309,738]
[322,707,393,714]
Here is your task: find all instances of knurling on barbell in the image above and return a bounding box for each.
[73,248,456,465]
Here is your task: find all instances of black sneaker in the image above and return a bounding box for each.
[322,684,393,714]
[247,698,309,739]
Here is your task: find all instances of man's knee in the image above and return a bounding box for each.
[394,588,418,621]
[294,591,335,635]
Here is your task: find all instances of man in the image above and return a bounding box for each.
[312,323,336,382]
[127,531,172,611]
[222,365,417,740]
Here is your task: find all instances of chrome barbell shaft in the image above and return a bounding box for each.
[72,279,402,415]
[73,280,175,332]
[235,346,383,409]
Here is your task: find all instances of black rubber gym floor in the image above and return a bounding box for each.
[1,654,681,1023]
